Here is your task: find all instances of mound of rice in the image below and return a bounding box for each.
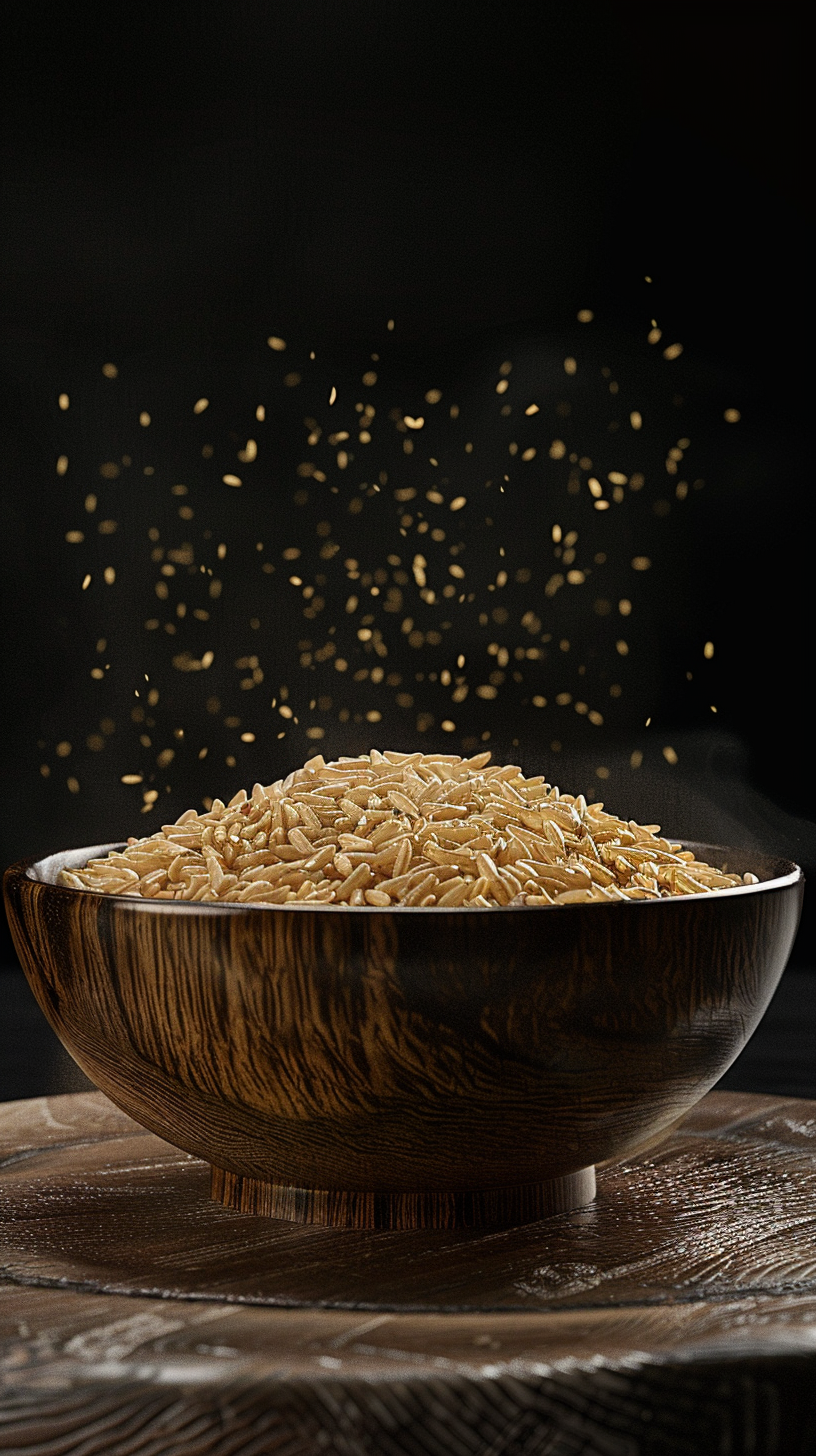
[57,749,757,906]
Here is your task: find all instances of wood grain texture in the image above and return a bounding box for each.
[2,844,803,1230]
[2,1091,816,1454]
[210,1161,597,1229]
[3,1089,816,1309]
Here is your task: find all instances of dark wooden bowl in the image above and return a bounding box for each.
[4,841,803,1229]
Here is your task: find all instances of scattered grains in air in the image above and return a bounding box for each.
[47,310,739,816]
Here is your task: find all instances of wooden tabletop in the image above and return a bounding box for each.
[2,1090,816,1455]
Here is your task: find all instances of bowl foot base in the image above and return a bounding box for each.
[209,1164,596,1229]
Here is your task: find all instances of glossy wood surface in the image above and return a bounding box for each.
[1,1089,815,1455]
[209,1161,597,1229]
[3,843,803,1229]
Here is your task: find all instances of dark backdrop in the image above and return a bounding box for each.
[2,3,813,984]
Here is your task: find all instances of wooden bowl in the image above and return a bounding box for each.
[4,841,803,1229]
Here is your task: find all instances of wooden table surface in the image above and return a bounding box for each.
[2,1090,816,1455]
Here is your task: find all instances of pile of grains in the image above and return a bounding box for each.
[57,751,758,906]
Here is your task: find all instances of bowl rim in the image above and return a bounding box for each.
[8,839,804,914]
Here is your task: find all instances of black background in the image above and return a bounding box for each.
[1,1,813,1032]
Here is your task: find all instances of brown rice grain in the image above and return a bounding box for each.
[57,750,757,909]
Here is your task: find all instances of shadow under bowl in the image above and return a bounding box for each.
[4,842,803,1230]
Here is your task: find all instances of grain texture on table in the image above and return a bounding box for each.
[1,1090,815,1456]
